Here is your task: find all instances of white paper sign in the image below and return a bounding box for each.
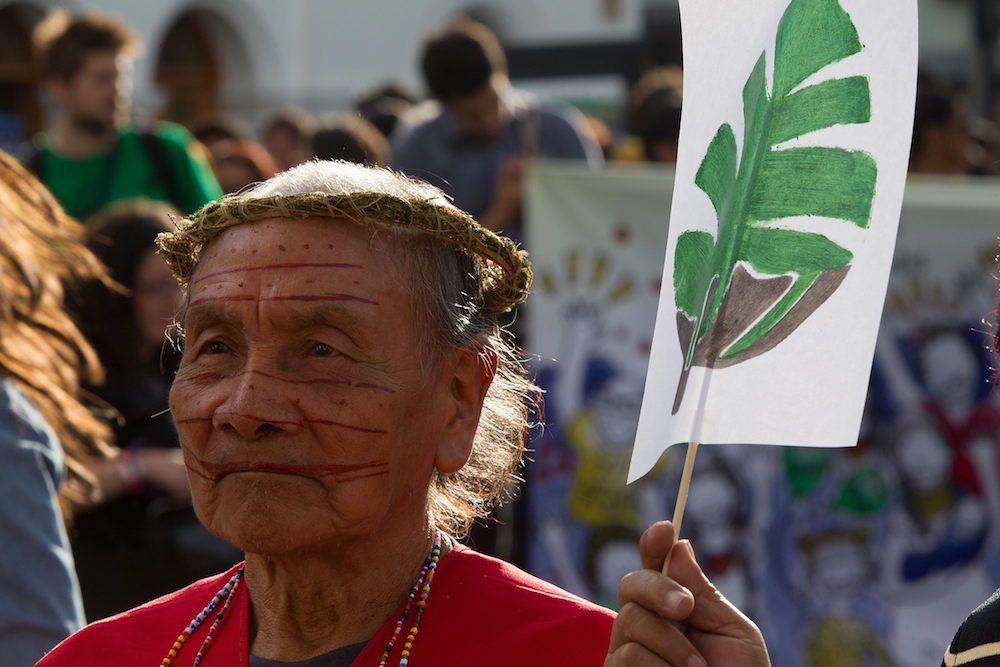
[629,0,918,482]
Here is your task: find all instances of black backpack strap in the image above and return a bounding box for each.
[137,129,180,209]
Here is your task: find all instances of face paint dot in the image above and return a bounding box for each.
[238,283,244,288]
[249,385,255,390]
[252,249,258,255]
[338,400,348,407]
[266,282,273,287]
[327,244,334,250]
[278,244,287,251]
[230,247,237,254]
[303,244,310,250]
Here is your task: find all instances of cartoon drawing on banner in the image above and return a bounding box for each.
[781,393,892,518]
[534,245,665,606]
[849,223,1000,666]
[763,458,895,667]
[756,383,897,667]
[797,525,896,667]
[682,452,754,612]
[671,0,877,414]
[884,411,990,586]
[876,279,999,593]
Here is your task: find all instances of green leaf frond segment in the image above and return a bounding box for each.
[673,0,876,369]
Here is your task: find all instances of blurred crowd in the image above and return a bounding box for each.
[0,5,997,666]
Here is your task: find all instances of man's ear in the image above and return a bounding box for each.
[435,343,497,474]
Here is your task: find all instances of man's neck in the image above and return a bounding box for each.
[49,115,119,158]
[245,518,449,661]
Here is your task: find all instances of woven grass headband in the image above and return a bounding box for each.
[156,191,532,314]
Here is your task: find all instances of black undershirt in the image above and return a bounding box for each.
[249,642,367,667]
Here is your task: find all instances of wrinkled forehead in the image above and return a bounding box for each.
[190,216,402,279]
[179,216,419,325]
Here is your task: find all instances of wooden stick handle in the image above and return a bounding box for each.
[662,441,700,575]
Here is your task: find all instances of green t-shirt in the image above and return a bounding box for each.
[37,122,223,220]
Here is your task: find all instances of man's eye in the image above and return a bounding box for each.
[312,342,338,357]
[205,340,229,354]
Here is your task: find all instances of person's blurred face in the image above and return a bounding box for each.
[809,537,868,597]
[896,425,952,491]
[592,379,642,448]
[921,334,979,413]
[52,50,131,135]
[133,249,183,356]
[686,471,737,527]
[445,79,509,143]
[216,158,260,195]
[170,218,479,556]
[264,126,304,171]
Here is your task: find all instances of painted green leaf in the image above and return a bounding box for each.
[671,0,876,414]
[674,230,716,318]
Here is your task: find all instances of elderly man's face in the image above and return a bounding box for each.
[170,218,483,556]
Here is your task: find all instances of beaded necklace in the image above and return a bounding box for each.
[158,532,451,666]
[160,568,242,666]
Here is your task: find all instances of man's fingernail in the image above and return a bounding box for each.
[665,590,688,613]
[687,655,707,667]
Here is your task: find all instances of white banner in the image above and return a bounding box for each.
[525,161,672,604]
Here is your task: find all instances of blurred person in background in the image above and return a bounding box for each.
[355,82,417,141]
[211,140,277,194]
[261,106,315,172]
[311,112,390,166]
[909,72,972,175]
[392,16,602,239]
[191,113,256,161]
[72,201,241,621]
[26,10,221,221]
[582,115,614,161]
[613,66,683,163]
[0,149,113,665]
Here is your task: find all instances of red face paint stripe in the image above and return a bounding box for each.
[212,412,302,428]
[245,369,395,393]
[305,418,389,434]
[187,457,388,482]
[193,263,364,285]
[332,470,390,483]
[260,294,379,305]
[189,295,257,307]
[172,370,395,393]
[188,293,378,308]
[194,411,387,434]
[185,463,213,481]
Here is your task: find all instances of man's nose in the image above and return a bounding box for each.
[213,368,303,441]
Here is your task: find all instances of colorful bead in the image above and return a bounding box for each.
[377,531,451,667]
[159,568,243,666]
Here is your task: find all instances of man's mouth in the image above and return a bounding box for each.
[186,457,389,483]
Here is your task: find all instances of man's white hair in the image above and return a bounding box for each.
[249,159,454,209]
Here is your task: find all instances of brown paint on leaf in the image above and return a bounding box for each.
[671,265,851,414]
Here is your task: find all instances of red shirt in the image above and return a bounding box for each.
[37,545,616,666]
